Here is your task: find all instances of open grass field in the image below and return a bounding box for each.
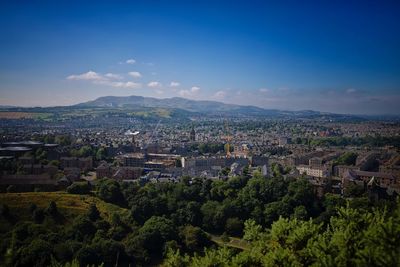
[0,192,129,228]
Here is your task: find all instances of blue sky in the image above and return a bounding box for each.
[0,0,399,114]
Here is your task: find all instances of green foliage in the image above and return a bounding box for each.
[95,147,107,161]
[344,183,365,197]
[293,205,308,220]
[54,135,72,146]
[87,204,100,221]
[66,182,91,195]
[70,145,93,158]
[179,225,211,252]
[14,239,53,267]
[96,178,125,206]
[335,152,358,166]
[200,201,225,231]
[69,215,97,241]
[46,201,59,217]
[168,201,400,267]
[243,219,262,242]
[32,209,45,223]
[197,143,225,154]
[138,216,177,255]
[225,217,243,236]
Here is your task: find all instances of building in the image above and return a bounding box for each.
[296,165,330,178]
[96,162,113,179]
[112,167,143,180]
[342,169,400,194]
[190,127,196,142]
[60,157,93,172]
[123,153,146,167]
[309,157,323,167]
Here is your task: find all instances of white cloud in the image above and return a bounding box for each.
[67,71,104,81]
[128,71,142,78]
[105,73,122,79]
[113,81,141,89]
[170,81,180,87]
[148,81,162,88]
[99,81,141,89]
[179,86,201,98]
[213,90,226,99]
[155,90,164,95]
[191,86,200,93]
[67,71,141,89]
[126,59,136,64]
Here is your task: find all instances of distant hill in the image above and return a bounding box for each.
[0,95,373,121]
[77,95,303,117]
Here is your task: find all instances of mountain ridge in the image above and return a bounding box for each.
[76,95,299,116]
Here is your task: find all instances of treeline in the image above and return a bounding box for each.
[295,136,400,148]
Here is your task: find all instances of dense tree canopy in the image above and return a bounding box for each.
[1,173,398,266]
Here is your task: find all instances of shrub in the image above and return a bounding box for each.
[67,182,91,195]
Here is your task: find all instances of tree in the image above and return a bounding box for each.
[264,201,291,226]
[46,201,59,217]
[96,179,125,206]
[344,183,365,197]
[138,216,176,255]
[87,204,100,221]
[70,216,96,241]
[15,239,53,267]
[76,246,99,267]
[66,182,91,195]
[334,152,358,166]
[95,147,107,161]
[293,205,308,220]
[201,201,225,231]
[225,217,243,236]
[243,219,263,242]
[179,225,211,252]
[32,209,45,223]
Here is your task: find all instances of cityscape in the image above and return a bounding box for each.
[1,1,400,267]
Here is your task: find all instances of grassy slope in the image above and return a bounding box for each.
[0,192,129,231]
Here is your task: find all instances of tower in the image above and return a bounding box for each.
[190,126,196,142]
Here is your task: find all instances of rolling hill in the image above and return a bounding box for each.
[77,95,302,116]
